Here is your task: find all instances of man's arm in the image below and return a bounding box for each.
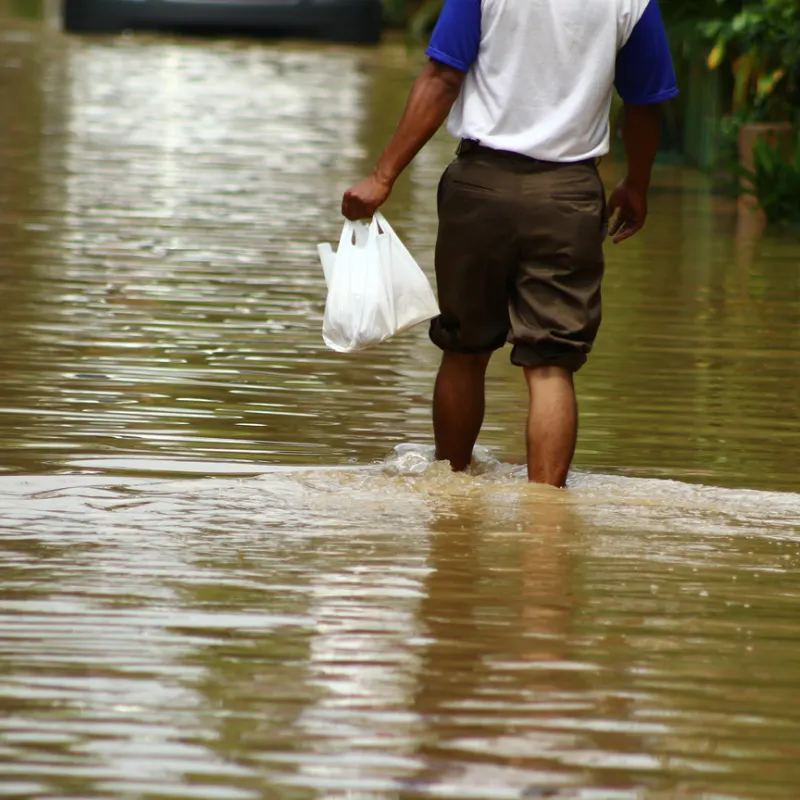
[609,0,678,243]
[341,60,465,221]
[607,103,662,243]
[341,0,480,220]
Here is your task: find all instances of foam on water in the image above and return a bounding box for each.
[380,442,520,479]
[3,444,798,543]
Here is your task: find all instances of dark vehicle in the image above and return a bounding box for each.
[63,0,383,44]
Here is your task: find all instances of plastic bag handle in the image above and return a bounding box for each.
[374,210,393,237]
[345,219,370,249]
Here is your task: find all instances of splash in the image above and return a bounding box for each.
[380,443,520,481]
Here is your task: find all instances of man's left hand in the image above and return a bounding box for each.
[341,174,392,221]
[607,178,648,244]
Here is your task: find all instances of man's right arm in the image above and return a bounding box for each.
[341,0,481,221]
[609,0,678,243]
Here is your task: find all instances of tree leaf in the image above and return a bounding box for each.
[707,39,726,70]
[756,69,786,97]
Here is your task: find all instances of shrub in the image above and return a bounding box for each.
[736,133,800,227]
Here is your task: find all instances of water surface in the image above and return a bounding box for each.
[1,11,800,800]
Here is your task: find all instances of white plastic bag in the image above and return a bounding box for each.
[317,211,439,353]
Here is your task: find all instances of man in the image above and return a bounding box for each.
[341,0,678,487]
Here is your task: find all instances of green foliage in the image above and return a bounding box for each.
[736,133,800,227]
[380,0,408,27]
[714,105,767,181]
[408,0,443,41]
[660,0,743,59]
[704,0,800,122]
[662,0,800,178]
[381,0,443,36]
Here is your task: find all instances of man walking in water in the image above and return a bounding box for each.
[341,0,678,487]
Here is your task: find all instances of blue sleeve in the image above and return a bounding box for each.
[615,0,679,104]
[425,0,482,73]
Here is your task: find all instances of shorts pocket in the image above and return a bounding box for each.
[450,178,498,195]
[447,157,501,196]
[552,170,607,240]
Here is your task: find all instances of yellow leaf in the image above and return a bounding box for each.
[757,69,786,98]
[707,41,725,70]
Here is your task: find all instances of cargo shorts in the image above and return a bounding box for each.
[429,140,607,372]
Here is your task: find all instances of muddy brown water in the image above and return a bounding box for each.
[1,10,800,800]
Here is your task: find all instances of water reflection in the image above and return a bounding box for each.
[1,24,449,476]
[406,491,579,798]
[3,463,800,798]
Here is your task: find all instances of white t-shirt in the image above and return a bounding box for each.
[426,0,678,162]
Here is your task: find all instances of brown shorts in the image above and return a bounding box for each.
[429,141,607,372]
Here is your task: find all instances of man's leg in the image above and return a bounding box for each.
[524,366,577,487]
[433,350,493,471]
[510,162,604,487]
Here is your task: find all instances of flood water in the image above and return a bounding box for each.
[2,9,800,800]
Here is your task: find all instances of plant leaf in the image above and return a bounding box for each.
[756,69,786,98]
[707,39,725,70]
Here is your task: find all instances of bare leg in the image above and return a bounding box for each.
[433,351,493,471]
[524,366,577,487]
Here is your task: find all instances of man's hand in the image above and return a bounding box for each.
[341,173,392,221]
[607,178,648,244]
[611,103,660,243]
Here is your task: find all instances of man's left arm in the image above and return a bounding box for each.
[608,0,678,242]
[341,0,481,221]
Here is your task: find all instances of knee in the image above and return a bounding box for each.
[524,365,573,384]
[442,350,493,372]
[524,364,573,382]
